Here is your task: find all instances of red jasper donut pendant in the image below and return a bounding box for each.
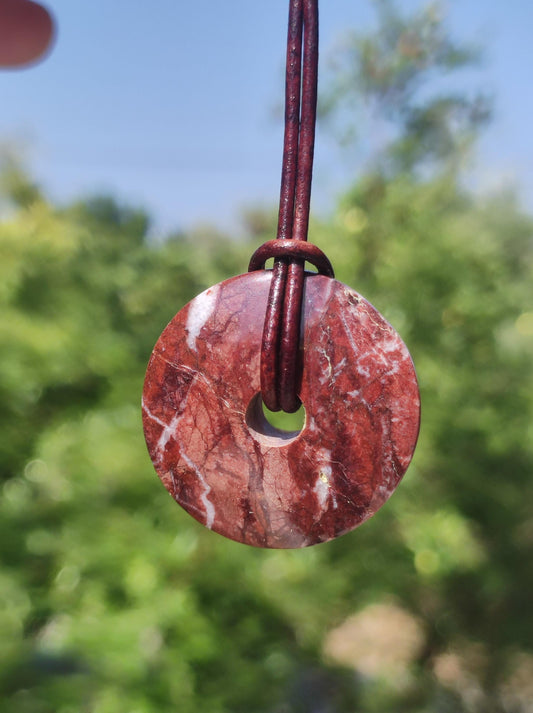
[142,271,420,548]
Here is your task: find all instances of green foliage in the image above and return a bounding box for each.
[1,2,532,712]
[321,0,491,173]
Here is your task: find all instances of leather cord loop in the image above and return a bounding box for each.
[248,239,334,277]
[255,0,323,414]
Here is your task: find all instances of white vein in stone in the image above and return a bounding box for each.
[142,400,180,464]
[180,452,215,529]
[186,284,220,352]
[313,452,338,512]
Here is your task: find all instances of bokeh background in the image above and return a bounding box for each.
[1,1,532,712]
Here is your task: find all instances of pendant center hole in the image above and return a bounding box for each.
[245,394,306,447]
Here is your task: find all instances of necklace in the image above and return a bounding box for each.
[142,0,420,548]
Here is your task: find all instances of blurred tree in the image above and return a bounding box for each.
[321,0,491,175]
[0,2,532,713]
[310,2,533,709]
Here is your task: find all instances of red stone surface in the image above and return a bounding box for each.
[142,272,420,548]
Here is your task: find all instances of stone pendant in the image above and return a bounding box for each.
[142,271,420,548]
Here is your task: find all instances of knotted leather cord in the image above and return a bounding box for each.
[259,0,319,413]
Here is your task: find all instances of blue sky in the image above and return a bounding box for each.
[1,0,532,235]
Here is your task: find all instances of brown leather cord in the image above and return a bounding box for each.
[255,0,320,414]
[248,239,334,277]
